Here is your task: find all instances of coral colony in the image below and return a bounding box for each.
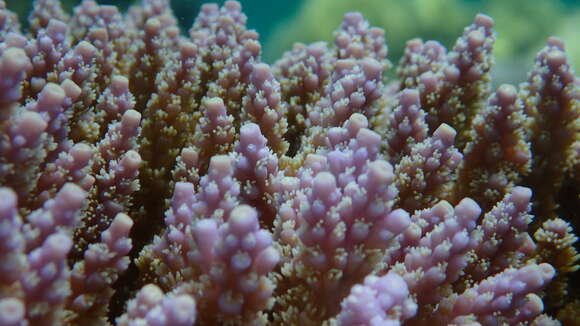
[0,0,579,325]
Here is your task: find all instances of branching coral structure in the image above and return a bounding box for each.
[0,1,579,325]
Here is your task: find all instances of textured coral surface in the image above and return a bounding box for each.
[0,1,579,325]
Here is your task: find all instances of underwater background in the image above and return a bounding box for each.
[6,0,580,85]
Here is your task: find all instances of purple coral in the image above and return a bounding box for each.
[397,198,482,305]
[457,84,531,209]
[395,123,463,211]
[0,48,31,108]
[384,88,429,162]
[117,284,196,326]
[0,188,25,286]
[191,205,279,319]
[338,272,417,326]
[0,1,577,325]
[309,57,384,128]
[441,263,555,325]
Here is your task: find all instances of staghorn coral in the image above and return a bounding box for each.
[266,0,580,84]
[0,1,579,326]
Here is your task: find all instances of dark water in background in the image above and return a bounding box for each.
[5,0,580,84]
